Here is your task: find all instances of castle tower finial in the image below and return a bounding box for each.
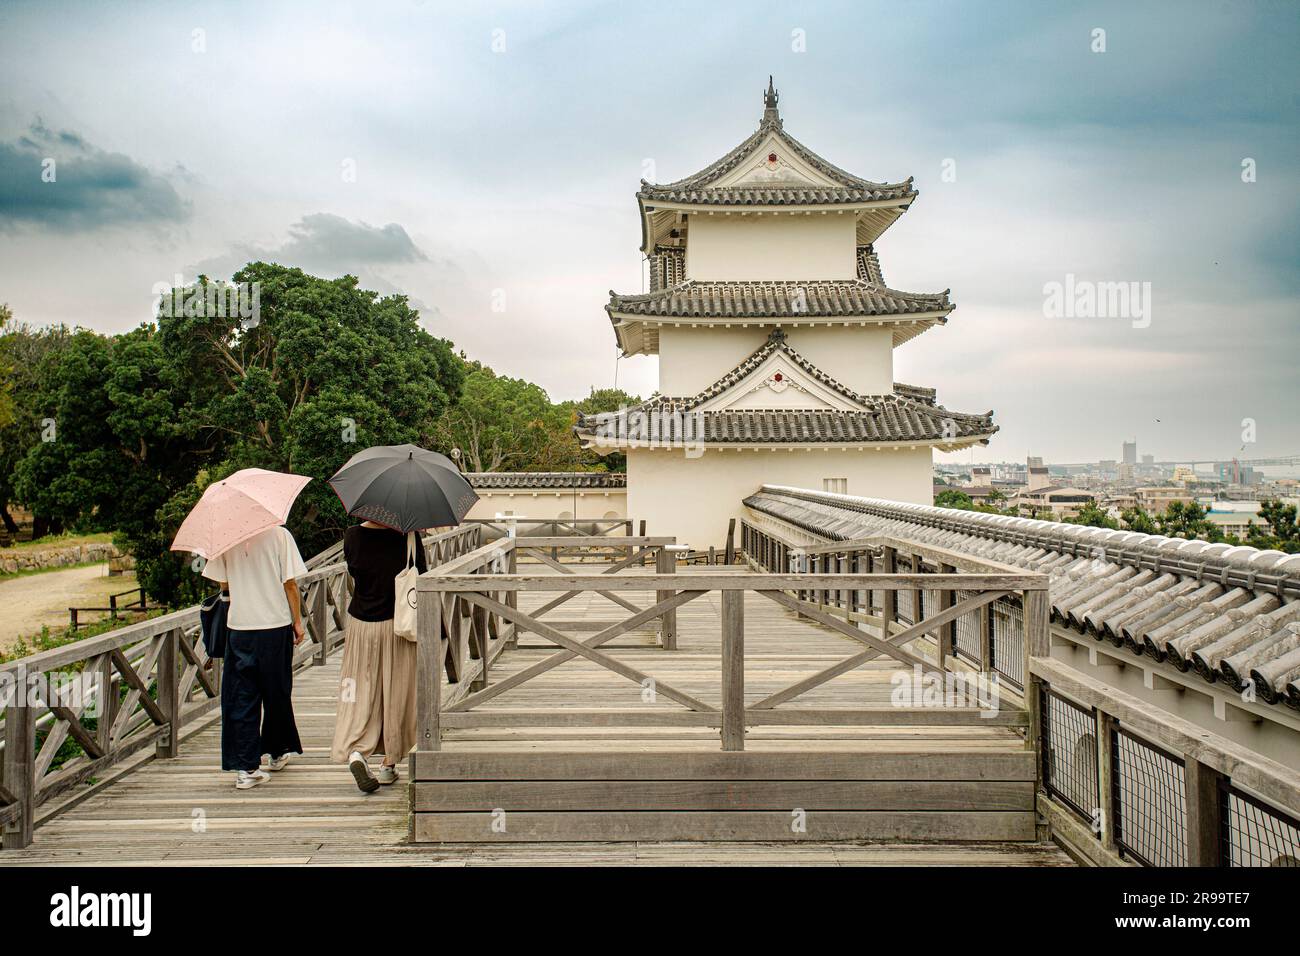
[762,76,781,126]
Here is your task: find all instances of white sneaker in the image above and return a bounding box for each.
[236,769,270,790]
[348,751,379,793]
[266,753,291,772]
[376,764,399,785]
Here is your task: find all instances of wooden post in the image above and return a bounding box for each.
[880,547,897,634]
[155,628,180,758]
[1024,589,1052,840]
[1028,676,1048,840]
[724,518,736,565]
[94,654,116,755]
[415,590,442,752]
[1185,758,1226,866]
[504,546,519,649]
[656,547,677,651]
[909,553,923,627]
[978,601,993,675]
[311,582,327,666]
[936,563,955,670]
[1096,710,1118,852]
[721,588,745,751]
[2,668,35,849]
[1023,587,1051,677]
[638,520,647,566]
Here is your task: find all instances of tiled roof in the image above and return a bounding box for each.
[576,407,996,446]
[638,111,915,209]
[575,330,995,448]
[465,472,627,490]
[607,279,951,320]
[743,486,1300,710]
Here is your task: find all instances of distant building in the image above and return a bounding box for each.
[1141,454,1155,466]
[1122,440,1137,465]
[1172,466,1197,484]
[1136,486,1194,512]
[1013,486,1096,519]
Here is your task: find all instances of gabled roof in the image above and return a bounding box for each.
[574,329,996,449]
[636,80,916,251]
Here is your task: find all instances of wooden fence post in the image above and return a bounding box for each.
[1096,710,1118,852]
[416,590,442,753]
[880,547,897,634]
[2,669,35,849]
[1185,759,1226,866]
[656,546,677,651]
[1024,588,1052,840]
[155,628,180,759]
[721,588,745,752]
[978,602,993,675]
[724,518,736,565]
[504,546,519,649]
[936,563,955,669]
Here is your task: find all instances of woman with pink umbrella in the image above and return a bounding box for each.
[171,468,312,791]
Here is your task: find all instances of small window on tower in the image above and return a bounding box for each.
[823,478,848,495]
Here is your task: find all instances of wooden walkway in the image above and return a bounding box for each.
[0,566,1071,865]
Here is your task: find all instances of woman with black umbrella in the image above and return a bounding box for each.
[327,445,478,793]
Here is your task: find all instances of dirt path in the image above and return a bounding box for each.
[0,564,140,654]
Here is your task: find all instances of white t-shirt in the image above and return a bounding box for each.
[201,526,308,631]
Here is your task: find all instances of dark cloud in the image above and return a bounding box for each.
[192,213,428,279]
[0,119,188,229]
[189,213,452,318]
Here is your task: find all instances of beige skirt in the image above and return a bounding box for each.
[330,614,417,764]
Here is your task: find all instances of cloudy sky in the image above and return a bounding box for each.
[1,0,1296,466]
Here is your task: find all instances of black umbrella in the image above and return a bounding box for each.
[327,444,479,532]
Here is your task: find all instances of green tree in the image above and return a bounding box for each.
[1064,501,1119,529]
[433,365,571,472]
[1120,506,1158,534]
[934,489,974,509]
[1244,500,1300,553]
[1155,501,1221,541]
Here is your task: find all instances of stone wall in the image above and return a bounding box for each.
[0,542,125,575]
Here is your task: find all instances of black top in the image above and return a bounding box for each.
[343,525,427,622]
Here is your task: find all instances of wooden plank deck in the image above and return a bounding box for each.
[0,565,1071,865]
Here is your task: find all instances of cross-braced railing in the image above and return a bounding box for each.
[413,533,1050,755]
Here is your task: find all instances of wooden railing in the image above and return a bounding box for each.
[414,533,1049,755]
[465,517,633,541]
[0,523,483,851]
[742,520,1034,689]
[414,535,682,751]
[741,517,1300,867]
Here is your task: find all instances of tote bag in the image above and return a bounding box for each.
[393,532,420,641]
[200,591,230,659]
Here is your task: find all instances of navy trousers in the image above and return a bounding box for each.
[220,625,303,772]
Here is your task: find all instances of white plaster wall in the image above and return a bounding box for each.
[657,325,894,397]
[686,214,857,281]
[626,446,932,548]
[465,490,627,522]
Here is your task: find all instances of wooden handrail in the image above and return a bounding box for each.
[415,533,1046,761]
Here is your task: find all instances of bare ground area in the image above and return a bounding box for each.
[0,563,141,654]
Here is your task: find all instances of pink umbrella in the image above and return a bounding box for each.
[170,468,312,559]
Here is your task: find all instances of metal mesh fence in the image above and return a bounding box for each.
[1041,685,1100,827]
[1113,726,1187,867]
[1223,784,1300,867]
[991,598,1023,689]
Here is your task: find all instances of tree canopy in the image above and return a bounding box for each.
[0,264,640,605]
